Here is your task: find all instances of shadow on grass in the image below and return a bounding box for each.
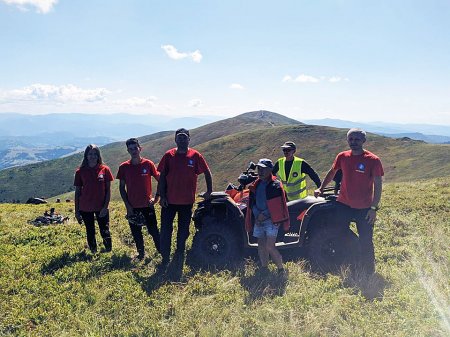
[41,251,133,276]
[239,268,288,303]
[41,251,92,274]
[342,271,390,301]
[133,252,186,296]
[283,248,390,300]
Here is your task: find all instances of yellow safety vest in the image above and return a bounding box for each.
[277,157,307,200]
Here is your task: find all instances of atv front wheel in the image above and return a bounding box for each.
[307,227,359,273]
[189,224,242,269]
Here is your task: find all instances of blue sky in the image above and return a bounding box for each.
[1,0,450,124]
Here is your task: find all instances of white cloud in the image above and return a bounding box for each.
[230,83,244,90]
[283,74,349,83]
[283,74,319,83]
[113,96,158,107]
[1,0,58,13]
[161,44,203,63]
[1,83,110,103]
[188,98,203,108]
[329,76,342,83]
[0,84,170,114]
[190,50,203,63]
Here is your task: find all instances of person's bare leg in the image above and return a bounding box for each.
[257,236,269,267]
[266,236,283,269]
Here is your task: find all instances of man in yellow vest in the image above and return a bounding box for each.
[272,141,321,201]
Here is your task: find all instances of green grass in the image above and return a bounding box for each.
[1,177,449,336]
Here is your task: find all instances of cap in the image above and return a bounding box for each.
[281,141,296,150]
[256,158,273,169]
[175,128,190,137]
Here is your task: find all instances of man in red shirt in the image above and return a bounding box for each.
[315,129,384,274]
[157,128,213,265]
[117,138,161,260]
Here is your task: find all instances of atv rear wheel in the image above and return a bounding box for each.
[307,226,359,273]
[190,224,242,269]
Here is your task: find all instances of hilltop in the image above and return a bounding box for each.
[0,111,300,202]
[1,110,450,203]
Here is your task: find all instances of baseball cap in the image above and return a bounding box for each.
[281,141,296,150]
[175,128,190,137]
[256,158,273,169]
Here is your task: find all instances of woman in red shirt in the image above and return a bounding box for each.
[74,144,114,253]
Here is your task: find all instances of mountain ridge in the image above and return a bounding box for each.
[0,111,449,203]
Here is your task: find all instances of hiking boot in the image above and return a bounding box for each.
[103,238,112,252]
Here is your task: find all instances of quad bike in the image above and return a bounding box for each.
[190,162,360,273]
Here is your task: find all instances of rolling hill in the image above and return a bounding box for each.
[0,110,449,203]
[0,111,301,202]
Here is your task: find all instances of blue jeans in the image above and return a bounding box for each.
[253,219,280,238]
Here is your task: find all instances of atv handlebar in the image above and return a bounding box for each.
[315,186,338,199]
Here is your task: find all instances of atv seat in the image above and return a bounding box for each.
[287,196,321,213]
[210,192,229,198]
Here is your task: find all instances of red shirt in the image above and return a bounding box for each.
[116,158,159,208]
[333,150,384,209]
[74,164,114,212]
[157,148,209,205]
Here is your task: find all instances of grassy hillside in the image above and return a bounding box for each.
[198,124,450,190]
[0,111,301,203]
[1,177,449,336]
[1,110,449,203]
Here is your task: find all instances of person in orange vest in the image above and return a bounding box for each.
[245,158,290,274]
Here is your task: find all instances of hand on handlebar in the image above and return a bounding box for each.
[314,188,323,198]
[199,191,212,199]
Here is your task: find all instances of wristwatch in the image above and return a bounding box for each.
[370,205,379,211]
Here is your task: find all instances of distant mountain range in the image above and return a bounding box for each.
[302,118,450,143]
[1,112,449,171]
[0,113,221,169]
[1,110,449,203]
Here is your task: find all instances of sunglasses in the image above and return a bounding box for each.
[283,149,293,153]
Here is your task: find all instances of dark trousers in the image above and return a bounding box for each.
[335,202,375,274]
[129,207,161,255]
[160,204,193,261]
[80,211,112,252]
